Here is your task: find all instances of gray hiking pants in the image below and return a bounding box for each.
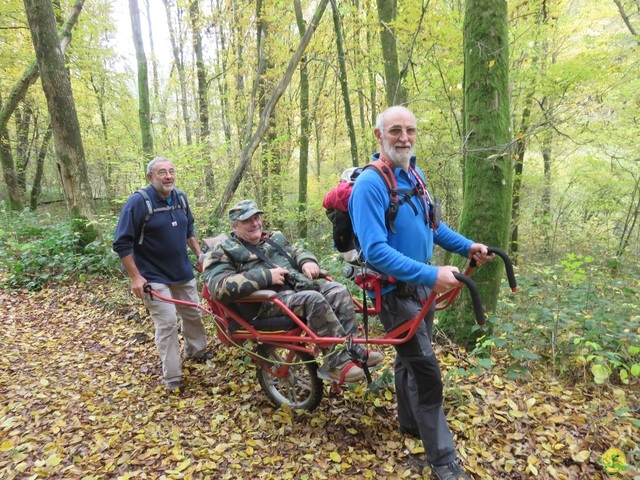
[377,285,457,466]
[144,279,208,385]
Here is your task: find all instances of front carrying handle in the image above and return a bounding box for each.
[452,272,485,326]
[469,247,517,292]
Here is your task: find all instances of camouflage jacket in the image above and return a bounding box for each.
[202,231,321,308]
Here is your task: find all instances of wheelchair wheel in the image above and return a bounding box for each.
[255,344,324,411]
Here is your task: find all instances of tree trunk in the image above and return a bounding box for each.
[440,0,511,347]
[129,0,154,162]
[331,0,358,167]
[14,102,32,193]
[162,0,192,146]
[30,123,52,210]
[0,0,83,212]
[0,0,83,134]
[188,0,215,193]
[294,0,310,238]
[376,0,407,107]
[0,97,23,210]
[23,0,98,242]
[212,0,329,219]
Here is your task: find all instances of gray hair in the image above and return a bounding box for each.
[146,156,173,174]
[375,106,416,130]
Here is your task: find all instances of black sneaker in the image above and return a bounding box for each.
[167,381,184,393]
[430,460,471,480]
[191,351,214,363]
[399,426,421,439]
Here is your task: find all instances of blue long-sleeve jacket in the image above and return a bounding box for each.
[348,154,473,289]
[112,185,196,284]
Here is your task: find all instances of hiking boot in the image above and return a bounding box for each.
[364,349,384,367]
[191,351,214,363]
[167,381,184,393]
[430,460,471,480]
[327,361,364,383]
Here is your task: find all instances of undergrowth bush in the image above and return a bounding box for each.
[470,254,640,386]
[0,210,121,291]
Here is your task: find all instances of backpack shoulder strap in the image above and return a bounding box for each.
[363,159,403,234]
[174,187,188,212]
[134,188,154,245]
[135,188,154,220]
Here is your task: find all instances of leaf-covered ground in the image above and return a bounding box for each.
[1,281,638,479]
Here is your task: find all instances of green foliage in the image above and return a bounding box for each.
[466,254,640,386]
[0,209,120,291]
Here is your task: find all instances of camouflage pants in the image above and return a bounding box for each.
[258,281,357,367]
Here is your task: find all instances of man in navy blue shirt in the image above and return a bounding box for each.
[113,156,211,393]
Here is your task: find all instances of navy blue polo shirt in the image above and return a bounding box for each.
[113,185,196,284]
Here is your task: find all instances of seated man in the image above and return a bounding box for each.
[202,199,383,382]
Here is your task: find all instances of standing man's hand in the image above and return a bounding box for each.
[433,266,461,293]
[301,262,320,280]
[130,275,147,299]
[468,243,495,266]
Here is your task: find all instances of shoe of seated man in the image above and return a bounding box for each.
[327,361,364,383]
[364,349,384,367]
[429,460,471,480]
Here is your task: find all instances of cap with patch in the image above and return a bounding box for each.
[229,200,264,221]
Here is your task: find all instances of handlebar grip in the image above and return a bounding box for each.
[469,247,517,292]
[453,272,486,326]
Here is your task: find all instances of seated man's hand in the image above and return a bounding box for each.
[269,267,290,285]
[301,262,320,280]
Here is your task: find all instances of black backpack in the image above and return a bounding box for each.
[323,159,439,263]
[135,187,188,245]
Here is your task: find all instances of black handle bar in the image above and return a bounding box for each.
[452,272,485,326]
[470,247,517,291]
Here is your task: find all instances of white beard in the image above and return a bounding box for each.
[383,138,413,168]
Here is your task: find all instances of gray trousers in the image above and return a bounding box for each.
[377,285,457,466]
[144,279,208,385]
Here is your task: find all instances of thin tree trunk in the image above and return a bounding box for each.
[0,95,23,210]
[213,0,329,219]
[23,0,98,239]
[162,0,192,146]
[30,123,52,210]
[376,0,407,106]
[330,0,358,167]
[15,102,32,193]
[189,0,214,192]
[129,0,154,162]
[294,0,310,238]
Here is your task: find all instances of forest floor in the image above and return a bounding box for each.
[1,280,638,480]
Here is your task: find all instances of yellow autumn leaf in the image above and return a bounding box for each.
[488,59,495,68]
[330,451,341,462]
[175,458,192,472]
[572,450,590,462]
[45,455,62,466]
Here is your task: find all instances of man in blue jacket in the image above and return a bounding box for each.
[113,156,211,393]
[349,106,494,480]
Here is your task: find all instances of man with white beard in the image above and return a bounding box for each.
[349,106,494,480]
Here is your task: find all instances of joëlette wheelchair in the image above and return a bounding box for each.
[145,241,516,412]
